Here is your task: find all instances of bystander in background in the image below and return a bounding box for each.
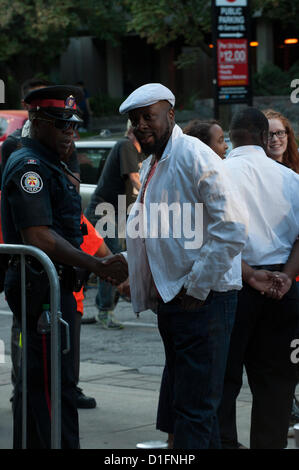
[183,119,228,159]
[84,121,144,329]
[263,109,299,438]
[76,81,93,131]
[218,107,299,449]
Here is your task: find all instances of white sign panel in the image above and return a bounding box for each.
[0,80,4,103]
[216,0,247,6]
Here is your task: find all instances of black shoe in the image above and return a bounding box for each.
[221,441,248,449]
[81,316,97,324]
[237,442,248,449]
[288,397,299,436]
[290,397,299,424]
[75,387,97,409]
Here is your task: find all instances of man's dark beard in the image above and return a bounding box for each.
[140,124,171,157]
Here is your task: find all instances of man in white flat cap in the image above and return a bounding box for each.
[111,83,249,448]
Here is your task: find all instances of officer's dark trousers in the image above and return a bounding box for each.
[5,271,79,449]
[157,290,237,449]
[218,281,299,449]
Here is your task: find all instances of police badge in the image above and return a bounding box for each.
[65,95,76,109]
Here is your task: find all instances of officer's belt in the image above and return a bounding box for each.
[9,255,87,292]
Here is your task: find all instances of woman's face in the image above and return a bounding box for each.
[209,124,228,159]
[267,118,288,162]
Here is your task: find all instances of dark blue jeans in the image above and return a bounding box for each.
[157,290,237,449]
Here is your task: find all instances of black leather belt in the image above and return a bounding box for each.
[9,255,44,272]
[163,289,216,306]
[9,255,87,292]
[251,264,284,271]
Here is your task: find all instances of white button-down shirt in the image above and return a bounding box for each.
[224,145,299,266]
[125,124,248,314]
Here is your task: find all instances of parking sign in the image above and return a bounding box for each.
[212,0,252,107]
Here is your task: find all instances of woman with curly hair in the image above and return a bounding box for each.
[263,109,299,173]
[263,109,299,439]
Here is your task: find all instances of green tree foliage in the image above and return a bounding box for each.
[0,1,80,75]
[124,0,212,66]
[83,0,128,44]
[125,0,299,67]
[0,0,129,83]
[253,0,299,29]
[1,0,298,95]
[253,61,299,96]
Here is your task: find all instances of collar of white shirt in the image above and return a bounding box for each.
[226,145,267,160]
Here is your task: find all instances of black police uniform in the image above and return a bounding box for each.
[1,137,83,448]
[1,123,81,392]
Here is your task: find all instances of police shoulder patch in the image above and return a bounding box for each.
[20,171,43,194]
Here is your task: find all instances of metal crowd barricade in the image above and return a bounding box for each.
[0,244,63,449]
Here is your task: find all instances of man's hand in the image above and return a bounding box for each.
[176,288,205,311]
[181,295,205,311]
[117,277,131,300]
[94,254,128,285]
[246,269,292,300]
[246,269,283,295]
[266,272,292,300]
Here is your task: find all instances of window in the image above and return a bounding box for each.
[77,147,113,184]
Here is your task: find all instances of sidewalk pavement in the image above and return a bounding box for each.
[0,286,298,449]
[0,355,298,450]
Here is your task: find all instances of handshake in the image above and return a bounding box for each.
[247,269,292,299]
[94,253,128,285]
[94,253,131,297]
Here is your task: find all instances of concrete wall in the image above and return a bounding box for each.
[181,47,213,104]
[106,42,123,98]
[59,36,105,95]
[256,19,274,72]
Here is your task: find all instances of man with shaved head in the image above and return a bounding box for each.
[219,107,299,449]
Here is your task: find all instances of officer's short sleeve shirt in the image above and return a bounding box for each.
[1,138,83,248]
[7,157,53,230]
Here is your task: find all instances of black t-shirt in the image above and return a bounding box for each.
[85,138,142,221]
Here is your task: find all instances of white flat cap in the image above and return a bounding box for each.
[119,83,175,114]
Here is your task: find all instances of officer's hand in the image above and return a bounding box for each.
[95,254,128,285]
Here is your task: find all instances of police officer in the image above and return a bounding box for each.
[1,85,128,448]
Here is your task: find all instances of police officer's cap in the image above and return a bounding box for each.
[25,85,84,122]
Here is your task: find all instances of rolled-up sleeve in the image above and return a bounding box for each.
[185,159,248,300]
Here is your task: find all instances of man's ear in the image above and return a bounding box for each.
[30,118,39,136]
[261,130,268,149]
[228,130,235,149]
[21,99,30,111]
[168,107,175,121]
